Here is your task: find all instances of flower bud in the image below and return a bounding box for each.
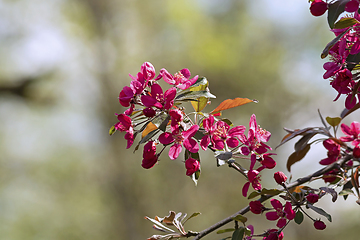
[274,171,287,185]
[314,220,326,230]
[310,0,328,17]
[143,107,156,118]
[306,193,319,204]
[185,158,200,176]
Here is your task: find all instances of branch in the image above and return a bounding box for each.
[192,155,351,240]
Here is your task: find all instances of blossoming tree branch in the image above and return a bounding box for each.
[110,1,360,239]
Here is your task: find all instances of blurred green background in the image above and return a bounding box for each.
[0,0,359,239]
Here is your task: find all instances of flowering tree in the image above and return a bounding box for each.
[110,1,360,239]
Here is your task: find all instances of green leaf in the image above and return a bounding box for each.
[231,227,245,240]
[232,214,247,223]
[183,212,201,225]
[286,144,311,172]
[247,191,261,199]
[191,96,209,112]
[175,90,216,101]
[327,0,351,29]
[189,77,208,89]
[326,116,342,127]
[339,188,355,196]
[109,125,116,136]
[260,188,283,196]
[306,204,332,222]
[295,210,304,225]
[334,17,360,29]
[217,228,235,234]
[247,188,282,199]
[244,227,252,236]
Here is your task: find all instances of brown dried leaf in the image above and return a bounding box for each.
[142,122,158,138]
[287,144,311,172]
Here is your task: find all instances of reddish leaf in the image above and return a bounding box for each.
[287,144,311,172]
[341,103,360,119]
[210,98,257,114]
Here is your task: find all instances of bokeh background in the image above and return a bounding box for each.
[0,0,359,239]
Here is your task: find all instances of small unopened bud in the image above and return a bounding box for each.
[314,220,326,230]
[143,107,156,118]
[310,0,328,17]
[306,193,319,204]
[274,171,287,185]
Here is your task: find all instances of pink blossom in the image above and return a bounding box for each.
[263,229,284,240]
[160,68,199,90]
[319,138,340,165]
[141,62,156,81]
[340,121,360,146]
[141,84,176,110]
[159,125,199,160]
[119,86,135,107]
[114,113,134,149]
[242,169,262,197]
[265,199,295,228]
[260,153,277,169]
[239,114,271,154]
[185,158,200,176]
[310,0,328,17]
[200,115,245,150]
[142,141,158,169]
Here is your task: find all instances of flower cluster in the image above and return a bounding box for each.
[310,1,360,109]
[112,62,276,182]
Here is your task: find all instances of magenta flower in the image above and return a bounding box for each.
[239,114,271,154]
[140,62,156,81]
[260,153,277,169]
[114,113,134,149]
[263,229,284,240]
[159,125,199,160]
[319,138,340,165]
[265,199,295,228]
[169,108,183,127]
[185,158,200,176]
[141,84,176,110]
[160,68,199,90]
[314,220,326,230]
[200,115,216,150]
[142,141,158,169]
[310,0,328,17]
[244,225,255,240]
[242,169,262,197]
[200,115,246,150]
[340,121,360,146]
[119,86,135,107]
